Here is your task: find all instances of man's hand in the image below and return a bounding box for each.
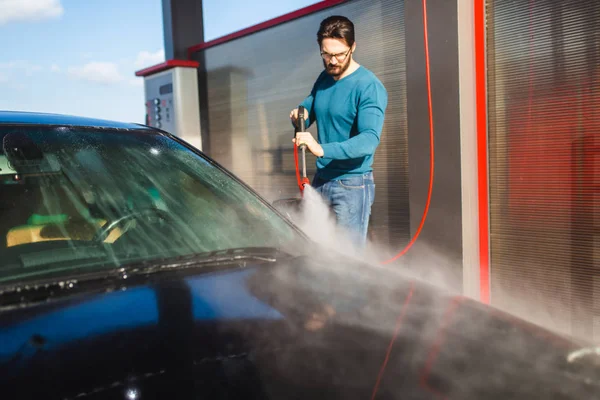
[293,132,324,158]
[290,107,308,125]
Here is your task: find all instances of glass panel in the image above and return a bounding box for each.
[486,0,600,341]
[202,0,322,41]
[194,0,409,248]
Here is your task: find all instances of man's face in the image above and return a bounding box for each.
[321,38,354,77]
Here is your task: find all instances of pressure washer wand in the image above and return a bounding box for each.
[298,107,307,179]
[295,106,311,191]
[301,146,307,179]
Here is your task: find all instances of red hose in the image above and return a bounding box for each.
[291,2,435,395]
[293,142,304,193]
[369,1,435,399]
[381,0,434,265]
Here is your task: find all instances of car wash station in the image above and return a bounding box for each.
[135,0,599,343]
[3,1,600,397]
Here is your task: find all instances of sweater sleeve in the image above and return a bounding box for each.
[320,81,388,160]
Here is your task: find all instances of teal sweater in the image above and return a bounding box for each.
[298,65,388,180]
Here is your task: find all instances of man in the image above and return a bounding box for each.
[291,15,388,246]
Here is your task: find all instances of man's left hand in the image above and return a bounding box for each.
[293,132,324,158]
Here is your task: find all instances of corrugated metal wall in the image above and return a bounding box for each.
[191,0,409,249]
[486,0,600,341]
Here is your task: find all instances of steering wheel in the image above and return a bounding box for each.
[93,208,175,243]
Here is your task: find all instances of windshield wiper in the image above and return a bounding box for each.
[140,246,287,270]
[0,247,289,309]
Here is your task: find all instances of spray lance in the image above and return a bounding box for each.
[271,106,312,216]
[294,106,311,194]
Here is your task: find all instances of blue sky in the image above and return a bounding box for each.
[0,0,320,124]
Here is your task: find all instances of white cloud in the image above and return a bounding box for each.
[67,62,124,85]
[66,60,147,87]
[50,63,60,72]
[134,49,164,69]
[0,0,64,25]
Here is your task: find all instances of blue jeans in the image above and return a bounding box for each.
[312,171,375,246]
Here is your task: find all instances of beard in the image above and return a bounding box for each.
[323,56,351,77]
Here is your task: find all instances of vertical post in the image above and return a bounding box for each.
[474,0,490,304]
[162,0,205,60]
[458,0,481,300]
[162,0,210,155]
[405,0,464,288]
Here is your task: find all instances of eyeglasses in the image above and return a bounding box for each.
[320,47,352,62]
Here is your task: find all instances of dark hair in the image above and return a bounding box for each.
[317,16,355,47]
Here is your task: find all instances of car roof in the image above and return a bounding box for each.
[0,110,151,130]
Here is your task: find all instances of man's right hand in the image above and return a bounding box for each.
[290,108,308,125]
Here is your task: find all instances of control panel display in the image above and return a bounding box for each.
[142,66,202,150]
[144,74,176,133]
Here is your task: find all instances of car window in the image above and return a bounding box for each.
[0,126,302,284]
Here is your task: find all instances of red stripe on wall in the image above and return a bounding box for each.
[187,0,349,58]
[135,60,199,77]
[474,0,490,304]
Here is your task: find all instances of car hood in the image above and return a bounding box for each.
[0,254,599,400]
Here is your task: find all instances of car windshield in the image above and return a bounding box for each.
[0,125,303,284]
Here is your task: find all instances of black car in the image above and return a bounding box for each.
[0,111,599,400]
